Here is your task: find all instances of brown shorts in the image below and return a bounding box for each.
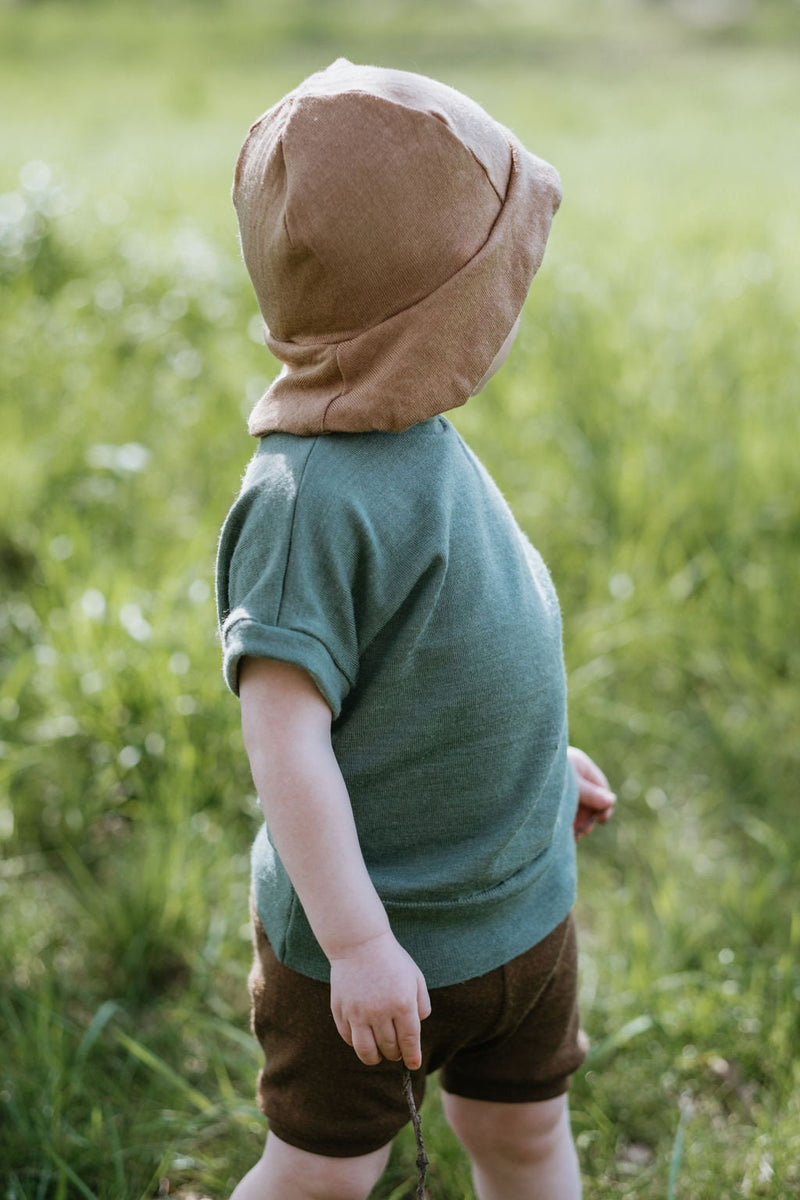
[248,911,586,1158]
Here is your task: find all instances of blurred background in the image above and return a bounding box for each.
[1,1,798,1197]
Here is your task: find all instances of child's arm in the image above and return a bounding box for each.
[568,745,616,839]
[239,656,431,1070]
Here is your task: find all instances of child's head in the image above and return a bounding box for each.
[233,59,561,437]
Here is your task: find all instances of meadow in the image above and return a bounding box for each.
[1,1,799,1196]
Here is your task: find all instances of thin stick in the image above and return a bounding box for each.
[402,1065,429,1199]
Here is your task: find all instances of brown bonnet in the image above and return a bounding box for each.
[233,59,562,436]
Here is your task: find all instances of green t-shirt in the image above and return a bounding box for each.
[216,415,577,988]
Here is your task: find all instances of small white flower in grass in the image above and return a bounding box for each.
[246,375,270,403]
[0,191,27,227]
[50,535,73,561]
[168,345,203,379]
[9,602,38,633]
[87,442,150,474]
[36,714,79,740]
[609,572,634,600]
[38,186,70,219]
[173,226,218,280]
[757,1156,774,1185]
[81,589,106,620]
[116,443,150,472]
[19,160,52,193]
[200,292,233,323]
[169,652,190,675]
[120,603,152,642]
[645,787,667,811]
[145,731,165,755]
[248,314,266,344]
[159,290,188,321]
[61,279,92,309]
[118,745,141,769]
[123,304,158,340]
[188,579,209,604]
[175,694,197,715]
[81,671,103,696]
[170,1155,201,1172]
[94,278,124,312]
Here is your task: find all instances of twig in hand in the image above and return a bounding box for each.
[402,1065,429,1199]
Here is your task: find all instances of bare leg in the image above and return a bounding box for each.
[229,1131,392,1200]
[442,1091,581,1200]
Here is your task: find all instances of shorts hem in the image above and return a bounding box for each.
[440,1073,573,1105]
[264,1117,400,1160]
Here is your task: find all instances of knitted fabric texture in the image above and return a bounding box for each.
[216,419,578,988]
[233,58,562,436]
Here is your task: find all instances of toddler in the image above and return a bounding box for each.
[216,58,615,1200]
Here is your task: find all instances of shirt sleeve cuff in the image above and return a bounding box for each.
[221,613,353,717]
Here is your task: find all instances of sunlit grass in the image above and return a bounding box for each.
[2,2,799,1197]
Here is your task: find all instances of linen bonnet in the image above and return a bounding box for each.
[233,58,562,436]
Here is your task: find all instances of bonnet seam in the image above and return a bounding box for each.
[320,347,347,432]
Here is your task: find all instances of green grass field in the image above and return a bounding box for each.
[1,1,799,1196]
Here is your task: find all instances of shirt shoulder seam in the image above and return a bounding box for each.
[274,437,322,627]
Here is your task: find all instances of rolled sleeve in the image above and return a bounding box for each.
[221,611,354,717]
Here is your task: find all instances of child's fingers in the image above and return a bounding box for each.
[350,1023,382,1066]
[574,811,597,839]
[583,763,610,790]
[582,762,609,789]
[568,746,610,790]
[577,777,616,813]
[372,1019,403,1063]
[417,976,432,1021]
[331,1007,353,1047]
[395,1013,423,1071]
[574,790,615,840]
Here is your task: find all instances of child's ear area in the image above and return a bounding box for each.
[470,314,521,396]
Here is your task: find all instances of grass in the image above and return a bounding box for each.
[1,1,799,1196]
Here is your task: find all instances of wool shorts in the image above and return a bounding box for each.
[247,909,586,1159]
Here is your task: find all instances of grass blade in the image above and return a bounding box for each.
[115,1030,214,1113]
[667,1099,693,1200]
[43,1149,99,1200]
[76,1000,122,1066]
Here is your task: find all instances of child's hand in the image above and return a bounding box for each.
[329,931,431,1070]
[568,745,616,840]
